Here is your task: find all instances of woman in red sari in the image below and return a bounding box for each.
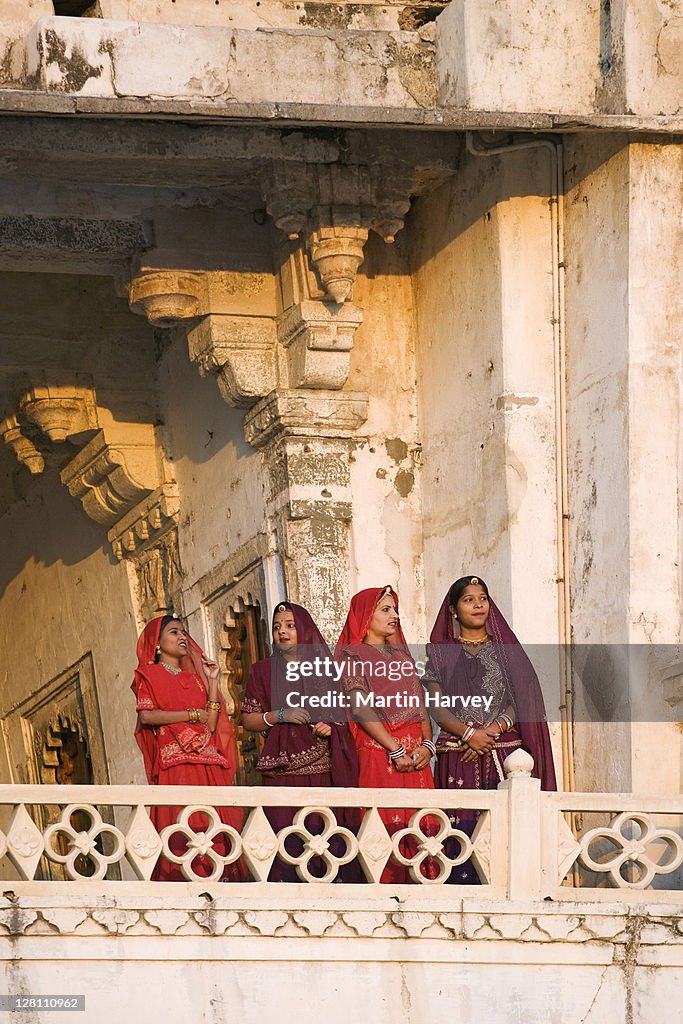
[132,614,244,881]
[241,601,359,882]
[336,586,437,883]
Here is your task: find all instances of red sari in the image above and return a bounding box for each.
[336,587,436,883]
[132,617,244,881]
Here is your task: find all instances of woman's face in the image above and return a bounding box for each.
[452,585,489,630]
[273,608,297,654]
[365,592,399,643]
[158,619,188,659]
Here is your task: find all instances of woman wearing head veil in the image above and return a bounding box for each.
[241,601,359,882]
[427,575,556,882]
[132,614,244,882]
[336,586,438,884]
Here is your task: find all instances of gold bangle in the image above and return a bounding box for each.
[187,707,200,724]
[206,700,221,712]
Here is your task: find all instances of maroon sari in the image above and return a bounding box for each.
[428,589,556,883]
[242,603,359,882]
[132,617,244,881]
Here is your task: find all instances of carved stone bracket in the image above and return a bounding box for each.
[261,162,415,303]
[19,376,98,443]
[0,414,44,474]
[128,268,206,326]
[277,300,363,390]
[187,314,277,407]
[60,425,165,527]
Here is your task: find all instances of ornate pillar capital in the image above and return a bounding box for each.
[244,388,369,450]
[128,267,207,326]
[277,300,363,390]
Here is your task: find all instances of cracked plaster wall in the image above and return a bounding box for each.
[564,137,683,795]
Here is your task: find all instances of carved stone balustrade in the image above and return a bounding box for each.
[3,753,683,900]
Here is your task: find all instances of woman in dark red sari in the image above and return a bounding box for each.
[132,614,244,881]
[336,586,437,883]
[427,575,556,883]
[241,601,359,882]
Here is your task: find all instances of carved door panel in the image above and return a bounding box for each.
[221,602,268,786]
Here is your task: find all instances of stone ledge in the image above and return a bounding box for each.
[0,90,682,133]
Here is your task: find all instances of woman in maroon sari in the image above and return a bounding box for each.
[132,615,244,881]
[241,601,359,882]
[427,575,556,883]
[336,586,437,884]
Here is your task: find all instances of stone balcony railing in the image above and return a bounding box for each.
[1,751,682,900]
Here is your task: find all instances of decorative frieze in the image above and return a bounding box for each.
[108,483,180,560]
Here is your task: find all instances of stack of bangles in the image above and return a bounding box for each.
[387,738,436,764]
[187,700,221,723]
[206,700,221,712]
[496,713,514,732]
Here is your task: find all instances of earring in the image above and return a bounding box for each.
[155,644,161,658]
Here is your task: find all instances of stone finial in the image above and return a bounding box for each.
[306,227,368,304]
[128,270,205,326]
[0,414,45,474]
[504,748,535,778]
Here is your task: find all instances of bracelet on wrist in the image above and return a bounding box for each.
[421,738,437,756]
[262,711,273,729]
[277,707,286,725]
[461,723,476,744]
[387,745,406,762]
[206,699,221,712]
[187,707,200,724]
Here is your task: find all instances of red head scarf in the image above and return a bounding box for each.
[131,616,238,784]
[335,586,408,653]
[428,584,557,791]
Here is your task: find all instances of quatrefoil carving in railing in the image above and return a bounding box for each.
[277,806,358,882]
[579,812,683,889]
[392,808,474,884]
[159,804,242,881]
[43,804,126,881]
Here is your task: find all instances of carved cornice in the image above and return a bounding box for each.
[60,425,164,527]
[187,314,277,408]
[0,415,44,475]
[108,483,180,561]
[243,389,369,449]
[277,300,363,390]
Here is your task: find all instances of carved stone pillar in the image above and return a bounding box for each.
[244,389,368,640]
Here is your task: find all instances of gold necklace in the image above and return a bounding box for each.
[160,661,183,675]
[458,634,490,646]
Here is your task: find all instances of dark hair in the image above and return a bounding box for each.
[272,601,294,627]
[448,575,489,609]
